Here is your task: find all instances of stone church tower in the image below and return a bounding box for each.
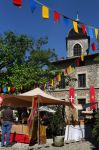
[66,27,90,58]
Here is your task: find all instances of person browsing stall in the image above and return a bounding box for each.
[0,104,14,147]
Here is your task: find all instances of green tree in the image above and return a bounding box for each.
[0,32,57,93]
[92,113,99,141]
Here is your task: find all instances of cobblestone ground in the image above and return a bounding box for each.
[0,139,99,150]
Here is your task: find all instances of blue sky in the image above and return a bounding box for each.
[0,0,99,58]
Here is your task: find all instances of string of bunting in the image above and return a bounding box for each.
[11,0,99,90]
[0,85,15,93]
[12,0,99,44]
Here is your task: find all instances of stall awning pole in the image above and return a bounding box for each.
[38,96,40,144]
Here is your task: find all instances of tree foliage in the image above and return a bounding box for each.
[0,32,57,93]
[92,113,99,141]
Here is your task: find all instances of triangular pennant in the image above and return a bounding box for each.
[63,16,69,26]
[94,28,98,39]
[54,11,60,23]
[81,24,87,35]
[88,27,94,38]
[13,0,22,6]
[42,5,49,19]
[30,0,37,12]
[91,42,96,51]
[73,21,78,33]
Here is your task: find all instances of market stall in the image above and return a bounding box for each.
[0,88,70,144]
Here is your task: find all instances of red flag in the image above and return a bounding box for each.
[69,86,74,104]
[13,0,22,6]
[90,85,96,110]
[76,58,81,66]
[91,42,96,51]
[54,11,60,23]
[81,24,87,35]
[64,68,68,74]
[28,96,37,138]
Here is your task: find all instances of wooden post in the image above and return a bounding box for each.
[38,96,40,144]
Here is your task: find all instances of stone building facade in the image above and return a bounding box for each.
[48,27,99,113]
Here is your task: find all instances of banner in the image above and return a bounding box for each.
[90,85,96,110]
[69,86,74,104]
[28,96,37,139]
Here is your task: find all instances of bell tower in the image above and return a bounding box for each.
[66,27,90,58]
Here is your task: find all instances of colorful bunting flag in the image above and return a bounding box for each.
[11,86,15,93]
[91,42,96,51]
[3,87,7,93]
[63,16,69,26]
[94,28,98,39]
[54,11,60,23]
[76,58,80,66]
[7,87,11,92]
[30,0,37,12]
[81,24,87,35]
[81,54,84,61]
[88,27,94,38]
[57,73,61,82]
[64,68,68,74]
[73,21,78,33]
[51,80,54,87]
[13,0,22,6]
[42,5,49,19]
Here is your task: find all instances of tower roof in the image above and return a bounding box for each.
[67,27,88,39]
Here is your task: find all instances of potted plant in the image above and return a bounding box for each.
[49,105,65,147]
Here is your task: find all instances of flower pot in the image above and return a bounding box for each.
[53,136,64,147]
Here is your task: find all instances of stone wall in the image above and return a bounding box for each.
[49,63,99,108]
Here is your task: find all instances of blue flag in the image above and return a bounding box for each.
[88,27,94,38]
[63,16,69,27]
[30,0,37,12]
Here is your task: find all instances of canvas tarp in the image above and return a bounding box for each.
[3,88,70,107]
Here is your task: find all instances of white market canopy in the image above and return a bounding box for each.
[3,88,70,107]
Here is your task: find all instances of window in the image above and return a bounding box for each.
[73,44,82,56]
[78,74,86,87]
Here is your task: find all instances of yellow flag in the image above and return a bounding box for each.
[7,87,11,92]
[58,73,61,81]
[42,5,49,19]
[73,21,78,33]
[81,54,84,61]
[95,28,98,39]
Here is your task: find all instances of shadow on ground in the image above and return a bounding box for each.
[85,124,99,150]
